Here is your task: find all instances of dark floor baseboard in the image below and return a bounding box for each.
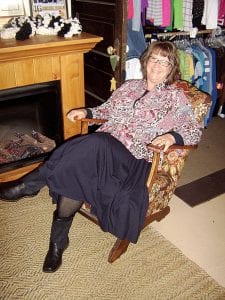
[175,168,225,206]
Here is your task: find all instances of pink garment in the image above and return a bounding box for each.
[128,0,134,19]
[89,80,202,162]
[219,0,225,18]
[162,0,171,27]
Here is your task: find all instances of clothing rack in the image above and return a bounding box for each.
[145,28,225,41]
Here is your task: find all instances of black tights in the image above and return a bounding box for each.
[57,196,84,219]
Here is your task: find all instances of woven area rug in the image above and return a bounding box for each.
[1,188,225,300]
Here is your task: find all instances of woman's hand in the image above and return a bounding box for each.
[67,109,87,122]
[151,133,176,152]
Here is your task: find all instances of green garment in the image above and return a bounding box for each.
[173,0,183,29]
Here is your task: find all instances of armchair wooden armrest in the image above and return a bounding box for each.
[75,118,107,134]
[79,118,107,124]
[146,143,198,153]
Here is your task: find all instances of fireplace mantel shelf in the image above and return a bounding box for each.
[0,33,102,182]
[0,33,102,61]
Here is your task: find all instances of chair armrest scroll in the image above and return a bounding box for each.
[145,143,197,192]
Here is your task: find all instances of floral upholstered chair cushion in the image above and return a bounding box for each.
[147,80,212,215]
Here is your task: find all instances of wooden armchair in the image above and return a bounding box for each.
[76,81,211,263]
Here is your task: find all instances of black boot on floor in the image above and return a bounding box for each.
[0,169,46,202]
[43,210,74,273]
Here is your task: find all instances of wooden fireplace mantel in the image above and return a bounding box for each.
[0,33,102,182]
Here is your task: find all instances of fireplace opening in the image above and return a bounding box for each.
[0,81,63,173]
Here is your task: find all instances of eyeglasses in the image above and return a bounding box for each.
[149,56,172,67]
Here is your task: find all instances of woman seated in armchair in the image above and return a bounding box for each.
[0,41,202,273]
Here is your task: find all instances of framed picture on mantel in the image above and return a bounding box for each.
[30,0,67,18]
[0,0,25,17]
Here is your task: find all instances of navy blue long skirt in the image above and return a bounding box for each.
[39,132,151,243]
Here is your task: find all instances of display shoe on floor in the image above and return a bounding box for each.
[0,169,45,202]
[42,239,69,273]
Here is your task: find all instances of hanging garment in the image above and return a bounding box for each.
[201,0,220,29]
[141,0,148,26]
[128,0,134,19]
[218,0,225,26]
[192,0,204,28]
[191,46,205,89]
[204,47,217,122]
[132,0,142,31]
[173,0,184,30]
[146,0,163,26]
[178,49,194,83]
[162,0,171,27]
[125,58,143,80]
[126,19,146,60]
[183,0,193,31]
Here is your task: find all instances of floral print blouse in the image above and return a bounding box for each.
[88,79,202,162]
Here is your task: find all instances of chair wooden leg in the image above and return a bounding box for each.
[154,206,170,222]
[108,238,130,263]
[142,206,170,229]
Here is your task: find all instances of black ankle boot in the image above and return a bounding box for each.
[0,169,45,202]
[43,211,73,273]
[42,240,69,273]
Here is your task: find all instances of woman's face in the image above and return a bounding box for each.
[146,51,172,86]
